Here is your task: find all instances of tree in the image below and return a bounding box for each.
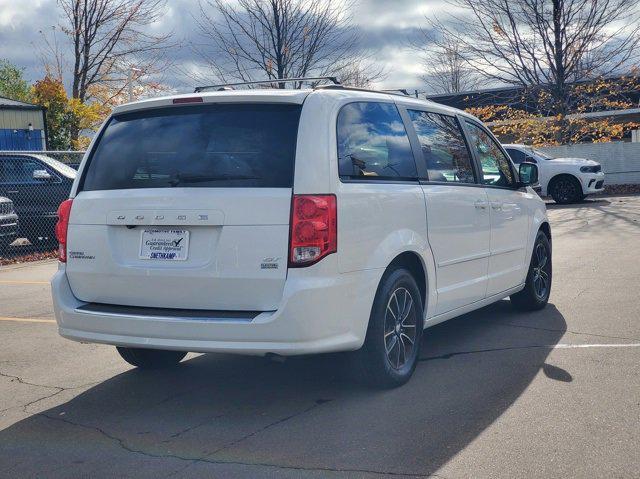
[31,77,72,150]
[0,60,32,103]
[194,0,382,87]
[31,76,105,150]
[56,0,172,141]
[429,0,640,115]
[468,74,640,145]
[412,34,483,94]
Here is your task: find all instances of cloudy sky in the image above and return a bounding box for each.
[0,0,449,93]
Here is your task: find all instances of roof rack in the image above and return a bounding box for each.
[381,89,410,96]
[315,84,418,98]
[195,76,340,92]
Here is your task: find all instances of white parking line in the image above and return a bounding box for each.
[554,343,640,349]
[0,316,56,324]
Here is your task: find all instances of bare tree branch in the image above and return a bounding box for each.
[426,0,640,114]
[55,0,174,141]
[193,0,385,88]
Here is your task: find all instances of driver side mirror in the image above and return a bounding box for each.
[32,169,52,181]
[518,162,538,187]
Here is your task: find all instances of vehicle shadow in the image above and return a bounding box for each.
[545,198,610,209]
[0,301,567,477]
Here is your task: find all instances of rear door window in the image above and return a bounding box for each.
[81,103,302,191]
[337,102,417,180]
[407,110,476,183]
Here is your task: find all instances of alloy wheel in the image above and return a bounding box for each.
[383,287,417,369]
[532,242,550,300]
[554,179,577,203]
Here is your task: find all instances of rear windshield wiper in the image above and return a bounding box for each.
[168,174,259,186]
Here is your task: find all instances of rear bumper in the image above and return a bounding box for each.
[580,172,605,194]
[51,258,381,356]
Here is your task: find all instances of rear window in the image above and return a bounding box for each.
[81,103,301,191]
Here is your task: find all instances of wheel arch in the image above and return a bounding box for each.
[539,221,551,245]
[548,173,583,193]
[384,251,428,314]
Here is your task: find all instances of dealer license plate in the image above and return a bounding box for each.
[139,229,189,261]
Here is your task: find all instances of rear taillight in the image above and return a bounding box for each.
[55,199,73,262]
[289,194,337,267]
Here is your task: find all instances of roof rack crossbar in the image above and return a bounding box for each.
[195,76,340,92]
[381,89,410,96]
[315,84,419,99]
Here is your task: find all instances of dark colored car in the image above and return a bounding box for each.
[0,196,19,251]
[0,154,76,245]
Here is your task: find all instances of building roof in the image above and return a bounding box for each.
[0,95,42,110]
[426,77,640,113]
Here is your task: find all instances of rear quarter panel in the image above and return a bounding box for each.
[294,91,437,318]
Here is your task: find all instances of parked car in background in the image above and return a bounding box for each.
[0,153,76,246]
[52,85,550,388]
[0,196,18,252]
[503,144,604,204]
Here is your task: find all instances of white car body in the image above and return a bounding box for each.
[503,144,605,198]
[51,87,549,359]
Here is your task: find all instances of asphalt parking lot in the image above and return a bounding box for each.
[1,196,639,478]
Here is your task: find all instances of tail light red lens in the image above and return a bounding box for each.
[55,199,73,262]
[289,194,337,267]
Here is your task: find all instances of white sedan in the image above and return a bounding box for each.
[503,144,605,204]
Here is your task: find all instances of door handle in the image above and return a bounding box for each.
[474,199,488,210]
[491,202,502,211]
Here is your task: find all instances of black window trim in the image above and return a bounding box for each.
[459,118,522,191]
[336,100,421,184]
[399,106,482,186]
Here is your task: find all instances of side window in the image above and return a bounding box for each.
[506,148,526,164]
[337,102,417,180]
[464,121,515,187]
[408,110,475,183]
[0,158,47,184]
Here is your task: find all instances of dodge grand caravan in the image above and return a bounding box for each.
[51,84,551,388]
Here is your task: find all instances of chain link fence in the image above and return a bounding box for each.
[0,150,85,260]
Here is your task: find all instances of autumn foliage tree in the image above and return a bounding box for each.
[31,76,105,150]
[56,0,172,143]
[467,74,640,146]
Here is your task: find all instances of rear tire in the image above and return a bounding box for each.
[549,175,582,204]
[352,267,424,389]
[116,347,187,369]
[510,231,552,311]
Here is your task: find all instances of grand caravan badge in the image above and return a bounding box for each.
[260,257,281,269]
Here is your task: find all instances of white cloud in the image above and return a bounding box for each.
[0,0,435,91]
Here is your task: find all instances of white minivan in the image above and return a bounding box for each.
[51,83,551,388]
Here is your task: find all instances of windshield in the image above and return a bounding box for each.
[81,103,301,191]
[531,148,554,160]
[38,156,77,179]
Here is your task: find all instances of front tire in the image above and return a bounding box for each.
[549,175,582,204]
[510,231,552,311]
[116,347,187,369]
[353,267,424,388]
